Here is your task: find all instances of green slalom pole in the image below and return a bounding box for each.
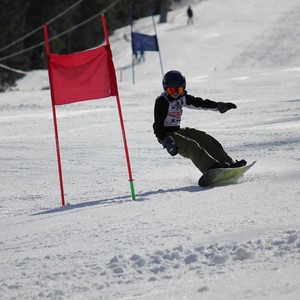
[130,180,136,200]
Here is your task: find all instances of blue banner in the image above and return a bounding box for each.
[132,32,159,52]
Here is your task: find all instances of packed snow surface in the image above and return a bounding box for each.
[1,0,300,299]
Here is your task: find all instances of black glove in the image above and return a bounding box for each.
[217,102,237,113]
[162,136,178,156]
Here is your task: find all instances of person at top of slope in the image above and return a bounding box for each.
[153,70,247,181]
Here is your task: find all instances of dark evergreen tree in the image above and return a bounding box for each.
[25,0,76,68]
[0,0,170,90]
[0,0,28,90]
[159,0,171,23]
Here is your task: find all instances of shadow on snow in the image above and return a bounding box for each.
[32,184,206,216]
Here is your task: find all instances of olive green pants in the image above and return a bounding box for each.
[168,127,234,173]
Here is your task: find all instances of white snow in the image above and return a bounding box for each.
[1,0,300,299]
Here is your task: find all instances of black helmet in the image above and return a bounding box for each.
[162,70,186,90]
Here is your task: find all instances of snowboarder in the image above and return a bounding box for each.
[153,70,247,177]
[187,6,193,24]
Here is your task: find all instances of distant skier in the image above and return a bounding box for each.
[133,50,145,63]
[153,70,247,179]
[187,6,193,24]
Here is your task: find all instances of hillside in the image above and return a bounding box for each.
[1,0,300,299]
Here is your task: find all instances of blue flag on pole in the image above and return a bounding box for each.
[130,6,163,83]
[132,32,159,52]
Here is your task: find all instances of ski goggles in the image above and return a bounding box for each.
[166,86,185,95]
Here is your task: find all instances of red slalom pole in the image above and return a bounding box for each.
[101,14,136,200]
[44,24,65,206]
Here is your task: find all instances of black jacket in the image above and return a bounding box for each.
[153,92,218,141]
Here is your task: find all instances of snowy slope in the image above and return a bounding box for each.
[1,0,300,299]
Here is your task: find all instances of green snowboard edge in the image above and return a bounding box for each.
[198,161,256,187]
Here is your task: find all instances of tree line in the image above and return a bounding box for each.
[0,0,175,91]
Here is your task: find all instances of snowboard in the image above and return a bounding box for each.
[198,161,256,187]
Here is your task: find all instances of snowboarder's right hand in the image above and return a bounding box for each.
[162,136,178,156]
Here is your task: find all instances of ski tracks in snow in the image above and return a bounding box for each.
[1,230,299,299]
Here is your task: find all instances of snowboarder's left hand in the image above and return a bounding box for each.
[217,102,237,113]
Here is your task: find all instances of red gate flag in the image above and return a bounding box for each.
[44,16,136,206]
[48,45,118,105]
